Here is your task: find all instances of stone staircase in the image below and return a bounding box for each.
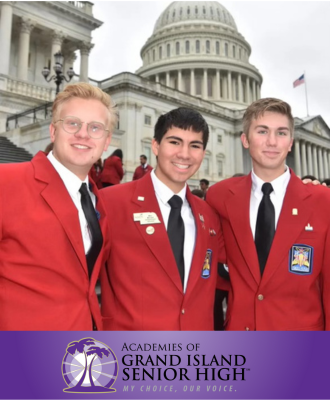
[0,136,33,163]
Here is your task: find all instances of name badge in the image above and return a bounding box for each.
[133,212,161,225]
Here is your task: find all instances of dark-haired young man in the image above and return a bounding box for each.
[207,98,330,331]
[100,108,224,330]
[132,154,153,180]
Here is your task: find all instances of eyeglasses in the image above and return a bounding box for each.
[54,116,109,139]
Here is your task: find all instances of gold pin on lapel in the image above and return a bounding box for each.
[292,208,298,216]
[146,226,155,235]
[305,223,313,231]
[138,196,145,201]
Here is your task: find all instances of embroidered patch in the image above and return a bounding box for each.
[288,244,313,275]
[202,249,212,279]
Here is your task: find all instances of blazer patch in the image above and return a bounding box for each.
[288,244,313,275]
[202,249,212,279]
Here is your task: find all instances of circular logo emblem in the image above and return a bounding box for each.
[62,337,118,393]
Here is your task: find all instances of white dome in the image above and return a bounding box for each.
[153,1,237,33]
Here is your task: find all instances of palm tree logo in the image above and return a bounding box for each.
[62,337,118,393]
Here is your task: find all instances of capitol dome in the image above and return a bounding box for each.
[136,1,262,109]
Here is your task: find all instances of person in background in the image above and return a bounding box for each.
[199,178,209,199]
[89,158,103,189]
[101,149,124,188]
[132,154,153,180]
[0,82,116,330]
[191,188,204,198]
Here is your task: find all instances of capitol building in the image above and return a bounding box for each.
[1,1,330,185]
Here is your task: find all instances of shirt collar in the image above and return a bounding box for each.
[151,169,187,206]
[251,166,291,198]
[47,151,89,198]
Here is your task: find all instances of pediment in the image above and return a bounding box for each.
[296,116,330,139]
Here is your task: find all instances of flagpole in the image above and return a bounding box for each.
[304,70,309,117]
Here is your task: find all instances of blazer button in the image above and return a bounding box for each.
[181,309,185,314]
[257,294,264,301]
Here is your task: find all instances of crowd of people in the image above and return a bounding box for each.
[1,82,329,331]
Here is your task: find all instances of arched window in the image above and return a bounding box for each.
[195,5,198,14]
[176,42,180,55]
[206,40,210,54]
[216,41,220,55]
[225,43,228,56]
[187,6,190,15]
[203,6,206,14]
[167,43,171,57]
[153,49,155,61]
[233,45,236,58]
[159,46,162,59]
[185,40,190,54]
[196,40,200,54]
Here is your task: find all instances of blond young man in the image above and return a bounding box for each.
[0,83,116,330]
[207,98,330,331]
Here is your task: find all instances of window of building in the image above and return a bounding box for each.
[195,5,198,14]
[167,43,170,57]
[216,41,220,55]
[208,76,213,97]
[233,45,236,58]
[180,7,182,16]
[203,6,206,14]
[217,135,222,144]
[217,160,223,177]
[185,40,190,54]
[184,75,190,94]
[176,42,180,55]
[202,157,210,176]
[142,140,152,163]
[239,48,242,60]
[210,7,213,16]
[206,40,210,54]
[187,6,190,15]
[159,46,162,59]
[153,49,155,61]
[195,76,202,95]
[225,43,228,56]
[196,40,200,53]
[144,115,151,125]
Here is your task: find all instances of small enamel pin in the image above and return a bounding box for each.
[137,196,145,201]
[292,208,298,216]
[209,229,216,236]
[305,223,313,231]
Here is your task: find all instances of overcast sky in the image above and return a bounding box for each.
[77,1,330,127]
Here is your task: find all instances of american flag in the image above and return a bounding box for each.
[293,74,305,88]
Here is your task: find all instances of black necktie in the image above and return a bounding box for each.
[167,195,185,287]
[255,182,275,275]
[79,183,103,278]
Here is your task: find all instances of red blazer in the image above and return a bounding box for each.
[207,171,330,331]
[0,152,109,331]
[100,174,225,330]
[101,155,124,185]
[132,164,153,180]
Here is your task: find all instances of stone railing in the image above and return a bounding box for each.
[65,1,94,15]
[5,77,54,101]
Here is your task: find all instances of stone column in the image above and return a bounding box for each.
[301,141,307,177]
[166,71,170,87]
[190,69,195,96]
[252,80,256,102]
[323,148,329,179]
[18,18,35,81]
[215,69,220,99]
[294,139,301,177]
[227,71,232,101]
[306,143,313,175]
[318,147,324,181]
[177,70,182,91]
[238,73,243,103]
[245,76,250,104]
[312,145,318,179]
[50,31,64,73]
[0,1,14,75]
[202,69,208,99]
[79,41,94,82]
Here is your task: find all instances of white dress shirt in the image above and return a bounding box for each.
[47,151,95,254]
[151,169,196,293]
[250,167,291,238]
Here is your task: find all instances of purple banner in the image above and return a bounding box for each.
[1,332,328,399]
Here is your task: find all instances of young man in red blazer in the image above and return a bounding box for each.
[0,83,116,330]
[100,108,225,330]
[132,154,153,180]
[207,98,330,331]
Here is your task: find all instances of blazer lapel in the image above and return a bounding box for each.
[262,172,313,286]
[131,175,183,293]
[184,189,209,298]
[224,175,261,285]
[32,153,88,277]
